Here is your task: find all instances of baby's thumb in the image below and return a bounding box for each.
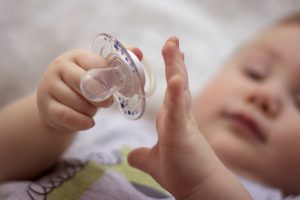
[128,147,155,175]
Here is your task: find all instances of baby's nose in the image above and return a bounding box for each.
[246,87,282,118]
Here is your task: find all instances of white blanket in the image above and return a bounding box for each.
[0,0,299,117]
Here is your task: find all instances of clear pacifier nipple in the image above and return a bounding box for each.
[80,51,142,102]
[80,33,155,120]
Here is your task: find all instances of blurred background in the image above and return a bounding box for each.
[1,0,300,118]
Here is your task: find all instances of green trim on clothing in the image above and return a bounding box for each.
[47,147,166,199]
[47,162,104,200]
[100,146,166,193]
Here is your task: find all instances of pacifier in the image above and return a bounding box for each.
[80,33,156,120]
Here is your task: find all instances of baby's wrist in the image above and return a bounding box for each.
[174,163,228,200]
[177,165,251,200]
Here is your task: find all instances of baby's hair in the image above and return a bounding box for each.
[219,11,300,66]
[277,11,300,26]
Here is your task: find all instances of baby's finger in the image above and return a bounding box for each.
[162,78,190,131]
[162,36,188,90]
[50,79,97,117]
[59,61,114,107]
[128,147,160,181]
[59,50,107,95]
[47,99,95,131]
[161,37,191,122]
[70,49,107,71]
[59,61,88,95]
[126,46,143,61]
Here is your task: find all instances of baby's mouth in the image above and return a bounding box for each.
[224,112,266,143]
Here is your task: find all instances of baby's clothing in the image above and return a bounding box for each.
[0,110,299,200]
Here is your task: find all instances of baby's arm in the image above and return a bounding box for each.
[0,48,142,182]
[128,37,252,200]
[0,94,78,182]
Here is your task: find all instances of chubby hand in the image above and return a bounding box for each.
[128,37,222,199]
[37,48,142,132]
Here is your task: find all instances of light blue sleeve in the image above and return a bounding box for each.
[239,177,300,200]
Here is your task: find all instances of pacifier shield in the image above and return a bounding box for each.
[80,33,148,120]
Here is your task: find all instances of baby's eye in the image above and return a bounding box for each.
[242,63,268,81]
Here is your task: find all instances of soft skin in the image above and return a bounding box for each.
[0,48,142,182]
[128,36,252,200]
[193,24,300,195]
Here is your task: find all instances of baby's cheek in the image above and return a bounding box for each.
[272,111,300,147]
[192,96,217,134]
[264,120,300,168]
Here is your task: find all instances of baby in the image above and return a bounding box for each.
[192,14,300,196]
[1,12,300,200]
[129,13,300,198]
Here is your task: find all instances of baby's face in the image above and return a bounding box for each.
[193,24,300,193]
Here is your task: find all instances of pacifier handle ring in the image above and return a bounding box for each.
[142,59,156,97]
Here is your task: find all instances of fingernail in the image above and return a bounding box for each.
[169,36,179,47]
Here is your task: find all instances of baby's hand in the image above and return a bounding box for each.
[37,48,142,132]
[128,37,222,199]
